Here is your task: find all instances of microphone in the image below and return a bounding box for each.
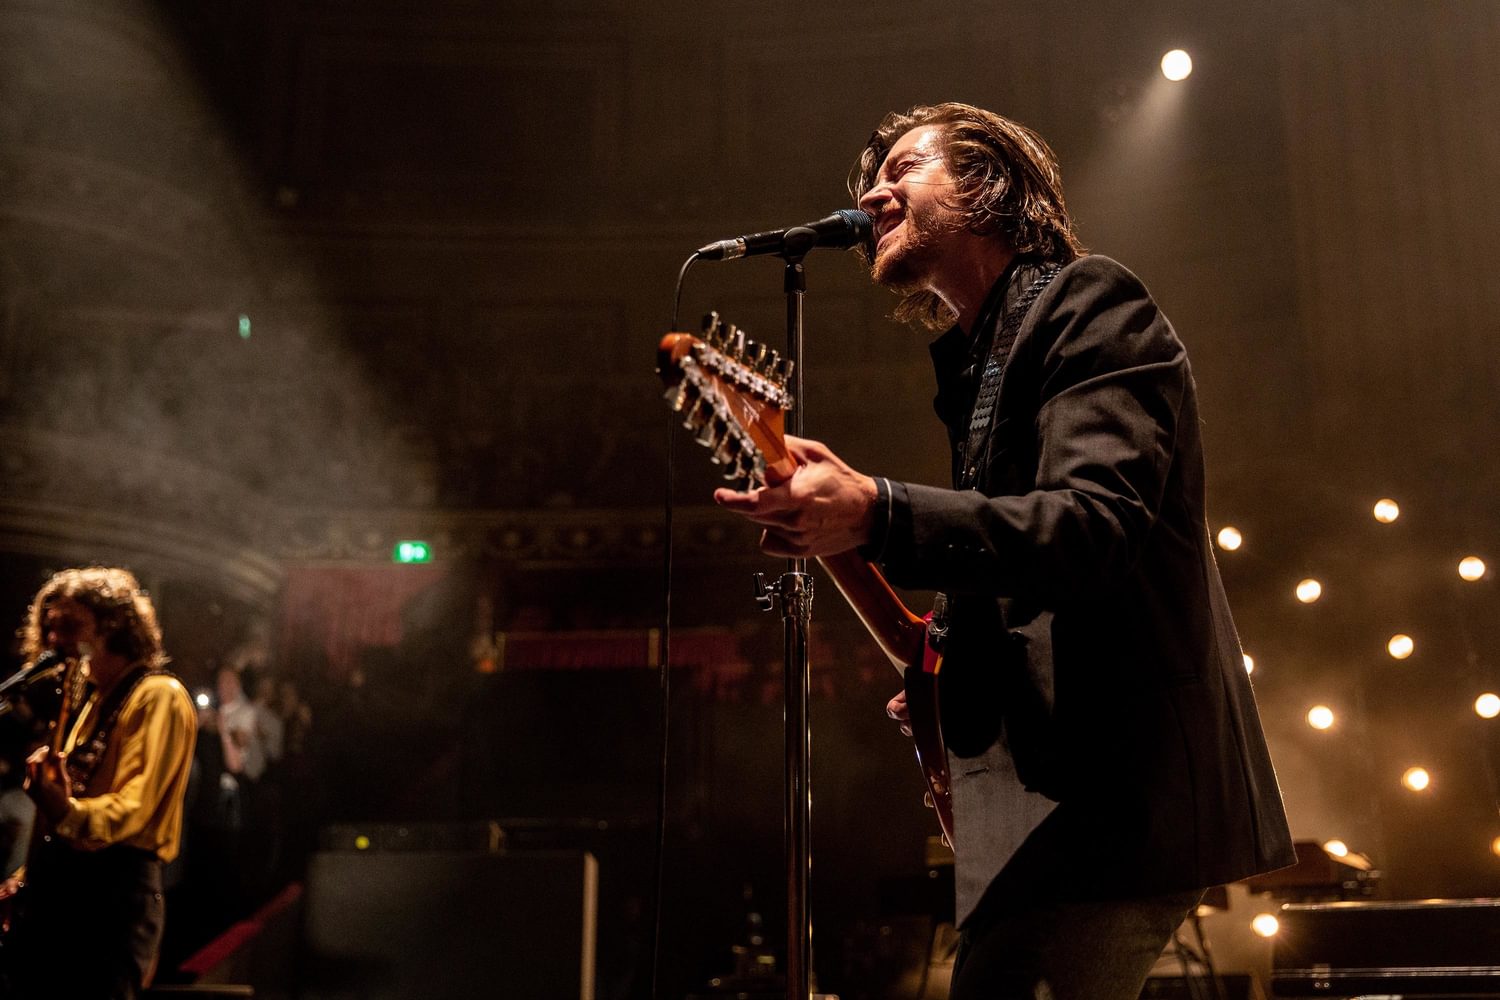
[696,209,873,261]
[0,649,64,698]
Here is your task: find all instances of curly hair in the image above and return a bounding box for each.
[849,102,1086,329]
[19,566,166,669]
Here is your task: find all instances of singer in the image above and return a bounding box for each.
[713,102,1294,999]
[0,567,196,1000]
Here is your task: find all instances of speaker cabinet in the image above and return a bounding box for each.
[1272,898,1500,998]
[301,850,597,1000]
[318,820,505,853]
[1142,973,1262,1000]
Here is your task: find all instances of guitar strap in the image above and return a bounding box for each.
[64,666,169,795]
[958,261,1061,491]
[931,262,1061,648]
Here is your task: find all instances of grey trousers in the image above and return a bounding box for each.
[950,888,1203,1000]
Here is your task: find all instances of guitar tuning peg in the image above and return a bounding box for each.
[682,395,708,430]
[731,445,760,484]
[764,349,782,376]
[701,311,721,340]
[697,409,730,449]
[712,430,742,468]
[731,326,746,359]
[749,341,769,369]
[663,383,690,412]
[776,357,795,382]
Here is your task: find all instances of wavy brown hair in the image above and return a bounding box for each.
[849,102,1086,328]
[19,566,166,669]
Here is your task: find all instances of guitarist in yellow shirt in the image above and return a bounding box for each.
[0,566,196,999]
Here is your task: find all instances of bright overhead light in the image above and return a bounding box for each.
[1323,839,1349,858]
[1387,634,1414,660]
[1306,705,1335,730]
[1296,578,1323,603]
[1251,913,1279,937]
[1459,556,1487,581]
[1402,767,1431,792]
[1242,653,1255,675]
[1217,526,1242,551]
[1373,498,1400,523]
[1476,693,1500,719]
[1161,49,1193,81]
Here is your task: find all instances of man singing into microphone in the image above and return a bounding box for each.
[0,567,196,999]
[714,103,1294,998]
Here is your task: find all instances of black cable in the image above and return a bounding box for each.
[648,251,699,1000]
[1190,910,1229,1000]
[1169,931,1203,1000]
[672,252,699,334]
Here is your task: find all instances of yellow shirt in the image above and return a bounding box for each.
[54,673,197,862]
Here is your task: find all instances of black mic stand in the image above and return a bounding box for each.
[749,226,829,1000]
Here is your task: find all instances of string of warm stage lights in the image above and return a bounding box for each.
[1211,491,1500,931]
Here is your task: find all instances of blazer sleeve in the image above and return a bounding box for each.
[876,256,1189,604]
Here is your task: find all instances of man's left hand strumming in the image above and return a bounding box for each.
[713,434,880,558]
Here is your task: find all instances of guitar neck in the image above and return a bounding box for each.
[814,550,927,673]
[51,658,83,751]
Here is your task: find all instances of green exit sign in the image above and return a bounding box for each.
[393,540,432,564]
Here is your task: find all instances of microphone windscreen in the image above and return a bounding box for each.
[833,209,875,258]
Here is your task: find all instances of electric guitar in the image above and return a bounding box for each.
[657,313,955,846]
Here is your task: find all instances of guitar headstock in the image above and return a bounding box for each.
[657,312,797,488]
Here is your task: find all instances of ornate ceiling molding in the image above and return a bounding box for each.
[0,497,281,607]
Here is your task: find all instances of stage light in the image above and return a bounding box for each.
[194,691,212,709]
[354,835,371,850]
[1161,49,1193,81]
[1492,836,1500,858]
[1251,913,1279,937]
[1242,653,1254,675]
[1459,556,1487,581]
[1216,526,1242,551]
[1476,693,1500,719]
[1323,839,1349,858]
[1387,634,1414,659]
[1402,767,1430,792]
[1373,498,1400,523]
[1296,578,1322,603]
[1306,705,1335,730]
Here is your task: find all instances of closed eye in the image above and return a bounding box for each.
[885,153,939,184]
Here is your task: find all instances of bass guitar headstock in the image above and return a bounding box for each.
[656,312,797,488]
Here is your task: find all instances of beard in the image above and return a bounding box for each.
[869,200,964,290]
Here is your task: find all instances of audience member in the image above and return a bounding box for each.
[217,666,265,783]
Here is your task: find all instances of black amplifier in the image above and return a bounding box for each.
[1272,897,1500,997]
[319,820,505,853]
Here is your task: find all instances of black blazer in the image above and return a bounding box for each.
[876,255,1295,911]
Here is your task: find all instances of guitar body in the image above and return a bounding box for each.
[658,319,956,846]
[903,651,954,847]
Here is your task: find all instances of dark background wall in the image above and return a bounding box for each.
[2,0,1499,995]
